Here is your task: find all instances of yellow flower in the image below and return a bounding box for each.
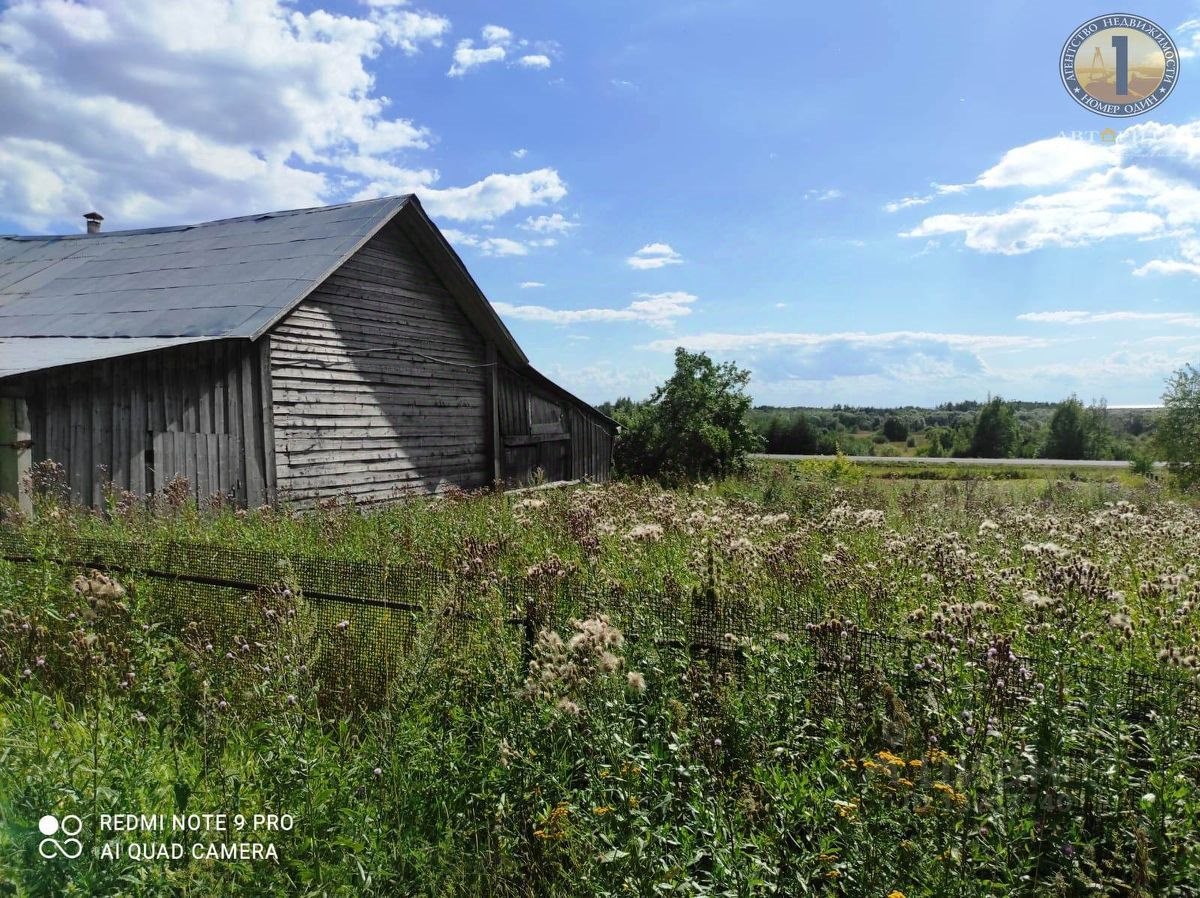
[594,806,611,815]
[907,759,923,768]
[628,796,639,808]
[933,782,967,806]
[818,852,838,863]
[876,750,906,768]
[888,891,907,898]
[825,870,841,880]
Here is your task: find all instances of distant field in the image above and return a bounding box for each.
[750,454,1156,486]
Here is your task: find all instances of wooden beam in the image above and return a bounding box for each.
[0,398,33,518]
[486,341,501,483]
[258,335,278,505]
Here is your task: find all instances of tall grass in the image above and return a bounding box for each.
[0,461,1197,895]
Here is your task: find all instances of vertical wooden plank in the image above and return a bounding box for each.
[240,345,265,506]
[186,432,200,500]
[129,356,147,495]
[181,345,198,433]
[485,342,500,483]
[213,342,227,435]
[258,336,277,504]
[198,345,213,433]
[150,431,164,495]
[111,359,129,491]
[227,345,244,502]
[91,362,110,506]
[68,371,88,504]
[162,348,178,432]
[0,398,32,517]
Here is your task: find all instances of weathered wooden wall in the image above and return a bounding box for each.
[496,364,613,485]
[12,340,272,506]
[269,221,491,506]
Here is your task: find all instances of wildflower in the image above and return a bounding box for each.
[626,671,647,693]
[593,806,611,815]
[373,767,382,777]
[556,697,581,716]
[888,892,908,898]
[623,523,664,542]
[336,619,350,631]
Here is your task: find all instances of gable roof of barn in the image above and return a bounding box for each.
[0,195,528,378]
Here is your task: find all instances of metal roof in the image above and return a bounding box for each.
[0,336,212,377]
[0,195,409,336]
[0,195,414,376]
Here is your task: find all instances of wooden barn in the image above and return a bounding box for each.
[0,196,614,510]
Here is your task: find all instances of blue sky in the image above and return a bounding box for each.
[2,1,1200,406]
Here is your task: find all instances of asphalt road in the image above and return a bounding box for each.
[751,454,1157,468]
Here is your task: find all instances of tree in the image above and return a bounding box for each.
[1158,364,1200,488]
[882,416,909,442]
[613,348,762,482]
[969,397,1020,458]
[1044,396,1088,459]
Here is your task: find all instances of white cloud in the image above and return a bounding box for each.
[369,168,567,221]
[519,281,545,289]
[884,195,933,213]
[480,24,512,45]
[1018,310,1200,327]
[0,0,570,231]
[448,41,506,76]
[644,330,1047,354]
[511,147,528,159]
[441,229,528,256]
[1176,18,1200,59]
[447,23,552,77]
[493,291,697,326]
[520,212,577,234]
[627,242,682,270]
[895,122,1200,270]
[970,137,1115,189]
[804,188,842,201]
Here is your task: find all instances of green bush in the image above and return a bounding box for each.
[613,348,762,483]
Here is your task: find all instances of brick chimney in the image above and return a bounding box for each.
[83,211,103,234]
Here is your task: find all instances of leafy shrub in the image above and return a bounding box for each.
[613,348,762,483]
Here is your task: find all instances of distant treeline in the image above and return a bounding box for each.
[744,397,1158,460]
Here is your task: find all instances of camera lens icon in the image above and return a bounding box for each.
[38,814,83,859]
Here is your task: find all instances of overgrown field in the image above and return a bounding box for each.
[1,461,1199,896]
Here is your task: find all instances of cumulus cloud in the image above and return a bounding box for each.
[892,122,1200,271]
[520,213,577,234]
[627,242,682,269]
[0,1,568,231]
[447,23,553,77]
[493,291,697,326]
